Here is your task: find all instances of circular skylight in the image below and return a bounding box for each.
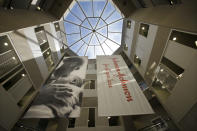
[64,0,123,59]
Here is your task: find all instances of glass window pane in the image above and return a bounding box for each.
[82,33,92,44]
[70,40,84,53]
[70,2,86,21]
[96,33,106,44]
[86,46,95,59]
[95,46,104,56]
[97,27,107,37]
[79,1,93,17]
[81,27,92,38]
[65,12,81,24]
[95,18,107,30]
[105,39,120,52]
[108,19,123,32]
[78,44,88,56]
[108,33,122,44]
[101,43,113,55]
[64,22,79,34]
[101,1,115,20]
[88,18,99,29]
[66,34,81,46]
[90,34,100,45]
[105,10,122,24]
[93,0,106,17]
[81,19,92,29]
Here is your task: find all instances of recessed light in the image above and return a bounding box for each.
[12,57,16,60]
[47,52,50,55]
[37,6,41,10]
[21,74,25,77]
[142,27,145,30]
[172,37,177,41]
[195,41,197,47]
[107,116,111,119]
[4,42,8,46]
[160,69,164,72]
[55,25,59,28]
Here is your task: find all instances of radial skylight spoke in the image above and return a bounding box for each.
[64,20,92,31]
[89,34,100,45]
[70,40,84,53]
[64,0,123,59]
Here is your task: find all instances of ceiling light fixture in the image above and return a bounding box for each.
[160,69,164,72]
[4,42,8,46]
[195,41,197,47]
[107,116,111,119]
[12,57,16,60]
[21,74,25,77]
[47,52,50,55]
[172,37,177,41]
[142,27,145,30]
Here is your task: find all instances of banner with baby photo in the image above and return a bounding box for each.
[24,56,88,118]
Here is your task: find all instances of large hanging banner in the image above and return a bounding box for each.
[97,55,154,116]
[24,56,88,118]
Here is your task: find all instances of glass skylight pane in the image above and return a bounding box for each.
[105,39,120,52]
[97,27,107,37]
[81,27,92,37]
[93,0,106,17]
[70,2,86,21]
[64,22,79,34]
[81,19,92,29]
[105,10,122,24]
[96,33,106,43]
[95,19,106,30]
[66,34,81,46]
[101,1,115,20]
[86,46,95,59]
[64,0,123,59]
[108,33,122,44]
[95,46,105,56]
[108,19,123,32]
[89,34,100,45]
[88,18,99,29]
[78,44,88,56]
[79,1,93,17]
[65,12,81,24]
[70,40,84,53]
[82,33,92,44]
[101,43,113,55]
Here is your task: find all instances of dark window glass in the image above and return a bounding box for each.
[3,69,26,90]
[40,42,49,52]
[68,118,76,128]
[54,22,60,32]
[90,80,95,89]
[88,108,95,127]
[139,23,149,37]
[169,30,197,49]
[161,57,184,75]
[0,35,13,54]
[108,116,120,126]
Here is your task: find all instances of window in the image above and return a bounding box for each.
[88,108,95,127]
[68,118,76,128]
[170,30,197,49]
[139,23,149,37]
[35,27,55,71]
[64,0,123,59]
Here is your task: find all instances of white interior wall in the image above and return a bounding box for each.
[135,23,158,76]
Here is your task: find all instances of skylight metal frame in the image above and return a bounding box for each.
[63,0,123,58]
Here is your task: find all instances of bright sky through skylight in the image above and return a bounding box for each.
[64,0,123,59]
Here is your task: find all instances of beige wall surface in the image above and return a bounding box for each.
[129,0,197,33]
[0,9,57,33]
